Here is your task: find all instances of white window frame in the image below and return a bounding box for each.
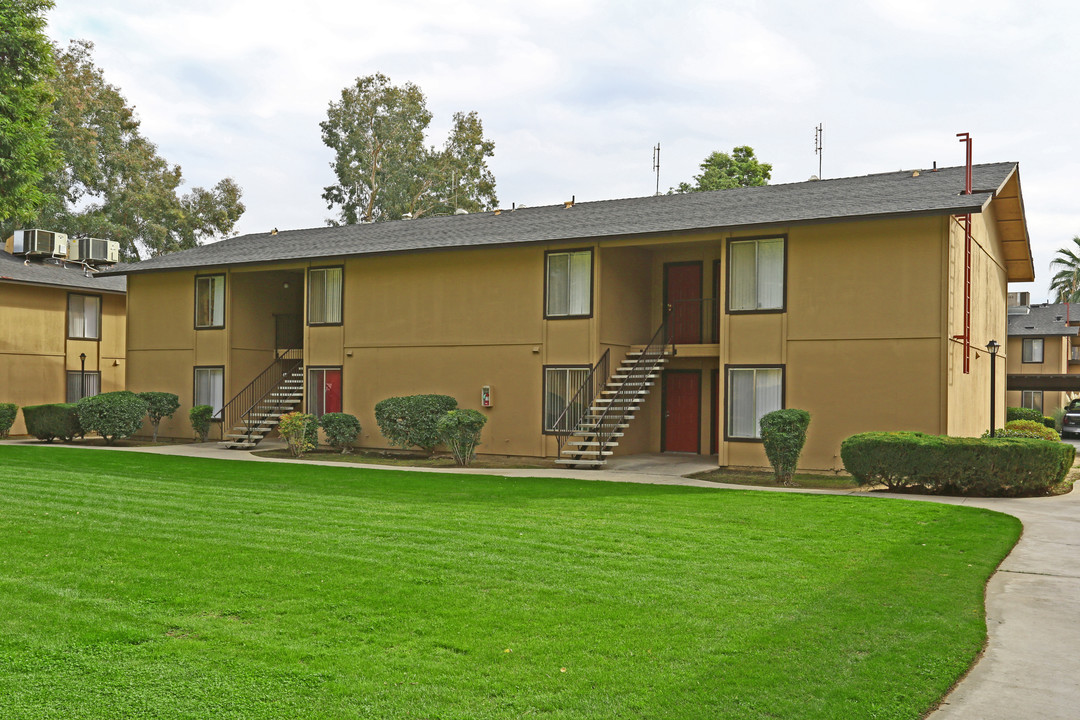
[194,367,224,417]
[727,237,785,312]
[726,366,784,440]
[543,366,590,433]
[308,267,343,325]
[67,293,101,340]
[195,275,225,329]
[1022,338,1044,363]
[545,249,592,318]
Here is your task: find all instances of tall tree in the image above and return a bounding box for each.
[26,40,244,260]
[1050,235,1080,303]
[320,74,497,224]
[673,146,772,193]
[0,0,60,225]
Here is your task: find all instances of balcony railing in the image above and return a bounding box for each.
[666,298,718,345]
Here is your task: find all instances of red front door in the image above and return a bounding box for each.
[665,263,702,344]
[663,371,701,453]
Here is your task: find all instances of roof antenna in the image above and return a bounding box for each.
[814,123,824,179]
[652,142,661,196]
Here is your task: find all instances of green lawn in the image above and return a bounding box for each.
[0,447,1019,719]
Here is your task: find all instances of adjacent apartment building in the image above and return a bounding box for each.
[104,162,1033,471]
[1005,296,1080,415]
[1,234,126,435]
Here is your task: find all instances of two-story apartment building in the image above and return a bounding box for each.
[1,236,127,436]
[1005,297,1080,415]
[104,161,1032,471]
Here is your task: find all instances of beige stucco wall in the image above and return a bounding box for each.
[0,281,125,436]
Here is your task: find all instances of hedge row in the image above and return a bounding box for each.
[22,403,83,443]
[841,431,1074,497]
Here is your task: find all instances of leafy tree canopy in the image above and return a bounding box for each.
[17,40,245,260]
[0,0,61,225]
[673,145,772,193]
[320,73,497,225]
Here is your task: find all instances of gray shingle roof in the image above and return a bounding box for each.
[1008,303,1080,337]
[0,251,126,293]
[102,162,1018,276]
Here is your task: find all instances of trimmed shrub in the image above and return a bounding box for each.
[841,431,1074,497]
[138,392,180,442]
[77,391,148,445]
[319,412,361,454]
[983,420,1059,441]
[759,409,811,485]
[22,403,83,443]
[0,403,17,439]
[1007,406,1043,423]
[375,394,458,455]
[190,405,213,442]
[1043,415,1056,430]
[280,412,317,458]
[437,409,488,467]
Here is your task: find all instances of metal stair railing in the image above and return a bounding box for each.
[588,316,671,454]
[217,348,304,441]
[552,349,610,455]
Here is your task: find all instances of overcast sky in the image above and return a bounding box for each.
[47,0,1080,300]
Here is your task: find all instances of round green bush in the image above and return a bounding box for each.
[759,409,811,485]
[436,409,488,466]
[0,402,17,439]
[375,394,458,454]
[77,391,148,445]
[986,420,1059,441]
[137,391,180,442]
[189,404,214,442]
[319,412,361,453]
[1006,406,1043,423]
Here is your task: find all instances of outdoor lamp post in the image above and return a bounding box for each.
[986,340,1000,437]
[79,352,87,401]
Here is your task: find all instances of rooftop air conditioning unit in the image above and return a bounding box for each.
[68,237,120,264]
[12,229,68,257]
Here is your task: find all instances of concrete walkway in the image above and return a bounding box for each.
[5,439,1079,718]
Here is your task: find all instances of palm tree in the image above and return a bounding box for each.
[1049,235,1080,303]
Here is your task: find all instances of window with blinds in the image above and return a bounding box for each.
[195,275,225,328]
[66,371,101,402]
[544,367,590,432]
[727,367,783,439]
[728,237,785,312]
[308,267,343,325]
[545,250,592,317]
[67,293,101,340]
[194,367,224,417]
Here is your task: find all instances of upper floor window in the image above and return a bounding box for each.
[1022,338,1044,363]
[308,267,343,325]
[68,293,101,340]
[195,275,225,329]
[545,250,592,318]
[728,237,785,312]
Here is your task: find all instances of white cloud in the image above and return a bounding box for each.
[44,0,1080,298]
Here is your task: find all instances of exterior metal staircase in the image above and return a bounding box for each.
[218,349,304,450]
[554,319,671,468]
